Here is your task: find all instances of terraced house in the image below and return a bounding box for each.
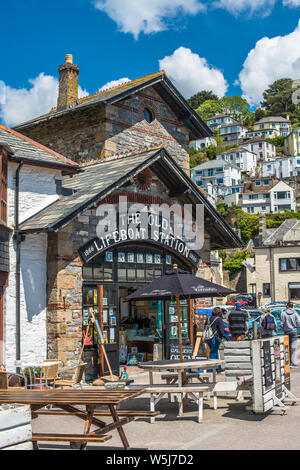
[0,55,242,378]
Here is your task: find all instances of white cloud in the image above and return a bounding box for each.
[0,73,88,127]
[94,0,206,39]
[98,77,131,92]
[283,0,300,6]
[159,46,228,98]
[238,19,300,106]
[0,80,5,105]
[213,0,276,16]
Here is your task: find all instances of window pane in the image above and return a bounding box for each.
[127,269,136,281]
[289,259,297,270]
[82,267,93,280]
[146,268,154,280]
[103,268,113,281]
[137,269,145,281]
[118,269,127,281]
[280,259,288,271]
[94,267,104,280]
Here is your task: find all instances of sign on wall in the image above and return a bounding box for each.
[79,235,201,268]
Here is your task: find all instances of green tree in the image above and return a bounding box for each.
[223,249,254,275]
[261,78,295,115]
[219,95,252,124]
[254,107,266,122]
[187,90,219,109]
[189,147,208,168]
[196,100,223,122]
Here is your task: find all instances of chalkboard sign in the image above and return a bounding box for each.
[169,344,193,361]
[263,340,273,388]
[274,338,282,398]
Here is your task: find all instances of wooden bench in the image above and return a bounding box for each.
[128,384,209,423]
[33,409,160,418]
[161,373,211,384]
[32,433,112,444]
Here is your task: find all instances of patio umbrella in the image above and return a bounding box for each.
[126,265,235,361]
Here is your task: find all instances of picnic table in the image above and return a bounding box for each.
[138,359,225,386]
[0,388,144,450]
[136,359,225,422]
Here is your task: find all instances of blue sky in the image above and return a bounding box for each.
[2,0,300,126]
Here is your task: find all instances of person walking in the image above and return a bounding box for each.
[280,302,300,368]
[206,307,225,373]
[227,303,249,341]
[260,309,278,338]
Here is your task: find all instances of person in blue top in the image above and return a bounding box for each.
[206,307,225,373]
[260,309,278,338]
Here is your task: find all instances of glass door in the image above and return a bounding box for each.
[165,298,191,359]
[82,284,119,376]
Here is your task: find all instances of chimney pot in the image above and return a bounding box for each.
[65,54,73,65]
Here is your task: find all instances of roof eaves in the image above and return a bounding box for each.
[19,149,163,234]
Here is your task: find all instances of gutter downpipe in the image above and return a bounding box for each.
[14,161,23,372]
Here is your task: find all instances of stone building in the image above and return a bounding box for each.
[15,55,211,175]
[2,55,242,377]
[246,219,300,303]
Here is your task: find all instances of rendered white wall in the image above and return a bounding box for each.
[3,162,59,369]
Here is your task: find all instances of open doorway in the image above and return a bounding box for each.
[119,286,163,365]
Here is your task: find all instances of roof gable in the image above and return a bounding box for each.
[19,146,242,250]
[14,72,212,141]
[0,124,79,170]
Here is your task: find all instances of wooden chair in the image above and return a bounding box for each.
[41,360,63,388]
[54,363,87,389]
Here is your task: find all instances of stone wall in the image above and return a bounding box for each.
[17,86,190,174]
[47,223,83,365]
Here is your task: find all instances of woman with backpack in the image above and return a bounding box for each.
[260,309,278,338]
[205,307,225,373]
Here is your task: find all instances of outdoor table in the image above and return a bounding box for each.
[138,359,225,386]
[138,359,225,416]
[0,388,144,450]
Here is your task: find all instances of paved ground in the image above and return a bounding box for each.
[32,366,300,451]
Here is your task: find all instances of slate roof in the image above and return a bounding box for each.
[0,124,79,170]
[19,147,243,250]
[255,116,290,124]
[192,160,240,172]
[219,146,256,155]
[19,148,160,232]
[14,72,212,141]
[263,219,299,246]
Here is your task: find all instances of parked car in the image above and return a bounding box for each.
[226,294,255,307]
[261,301,289,310]
[261,301,300,310]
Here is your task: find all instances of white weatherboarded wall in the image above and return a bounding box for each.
[0,405,32,450]
[3,162,59,369]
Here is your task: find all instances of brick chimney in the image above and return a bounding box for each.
[57,54,79,109]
